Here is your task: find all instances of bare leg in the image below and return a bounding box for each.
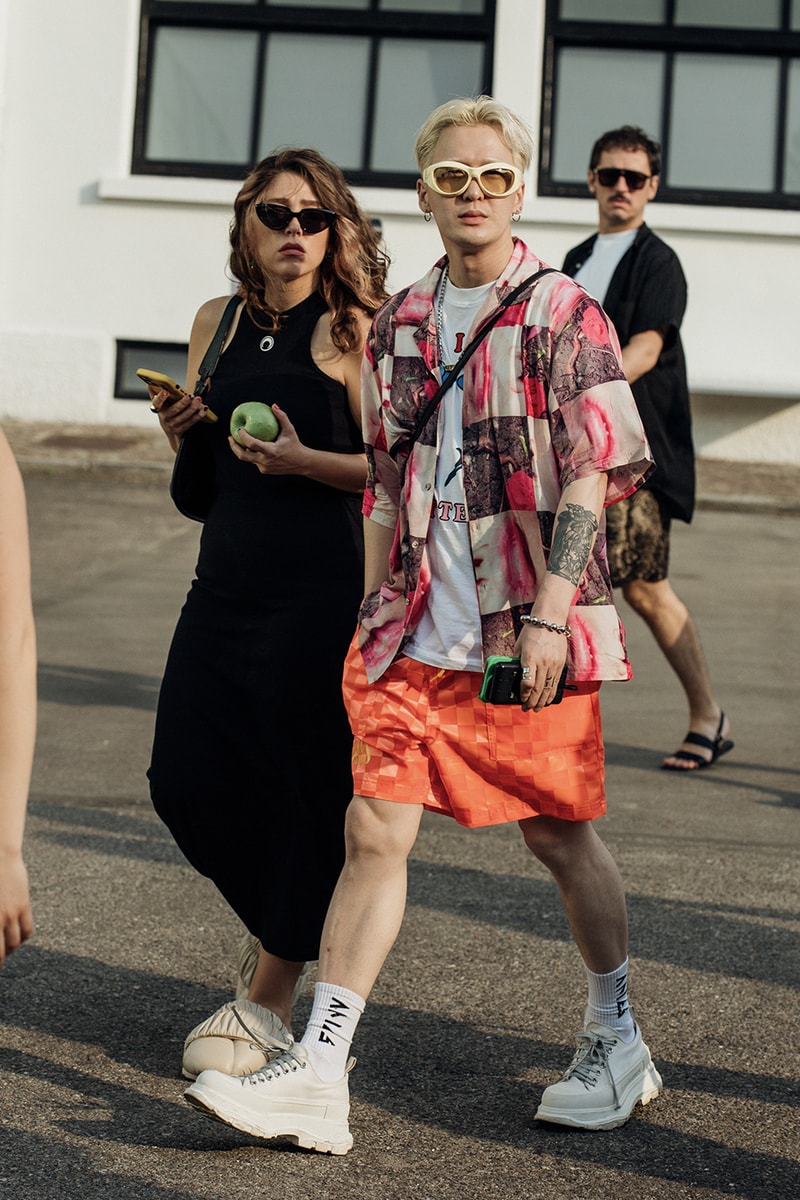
[247,949,305,1033]
[520,816,628,972]
[621,578,729,767]
[316,795,424,998]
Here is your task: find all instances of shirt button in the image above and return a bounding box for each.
[411,539,419,548]
[425,482,432,491]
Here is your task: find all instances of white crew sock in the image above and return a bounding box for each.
[300,982,366,1081]
[584,957,636,1041]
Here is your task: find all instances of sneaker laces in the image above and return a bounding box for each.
[229,1004,292,1055]
[247,1047,306,1085]
[563,1029,621,1108]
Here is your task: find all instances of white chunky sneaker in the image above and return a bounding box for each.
[234,932,313,1005]
[182,999,292,1082]
[535,1022,663,1130]
[185,1043,354,1155]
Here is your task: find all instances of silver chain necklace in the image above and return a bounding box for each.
[435,265,454,371]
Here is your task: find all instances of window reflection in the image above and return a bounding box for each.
[551,47,663,181]
[259,35,369,168]
[669,54,779,190]
[146,28,258,164]
[371,39,484,172]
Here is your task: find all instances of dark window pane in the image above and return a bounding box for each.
[669,53,779,190]
[551,47,664,181]
[258,34,369,169]
[784,61,800,191]
[145,28,258,164]
[674,0,780,29]
[266,0,368,7]
[116,342,188,401]
[559,0,665,21]
[379,0,484,11]
[370,38,485,172]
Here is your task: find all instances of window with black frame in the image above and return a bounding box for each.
[115,339,189,400]
[540,0,800,210]
[134,0,495,187]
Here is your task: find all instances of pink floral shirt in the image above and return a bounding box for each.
[358,239,654,684]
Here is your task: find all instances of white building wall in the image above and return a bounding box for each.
[0,0,797,463]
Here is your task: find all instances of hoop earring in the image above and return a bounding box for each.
[511,211,521,223]
[423,211,432,222]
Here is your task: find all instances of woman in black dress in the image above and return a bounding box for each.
[147,149,388,1080]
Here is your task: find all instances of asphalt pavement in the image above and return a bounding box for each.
[0,425,797,1200]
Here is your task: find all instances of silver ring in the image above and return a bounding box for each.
[520,666,531,679]
[545,677,555,686]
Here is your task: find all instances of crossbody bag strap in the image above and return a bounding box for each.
[402,266,557,457]
[194,294,243,396]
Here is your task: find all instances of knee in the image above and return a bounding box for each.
[626,580,690,632]
[520,816,588,873]
[622,578,672,621]
[344,796,419,865]
[622,578,653,616]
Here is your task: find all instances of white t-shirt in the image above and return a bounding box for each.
[404,276,494,672]
[573,228,638,305]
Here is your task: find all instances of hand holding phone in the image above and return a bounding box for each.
[136,368,217,423]
[479,656,572,706]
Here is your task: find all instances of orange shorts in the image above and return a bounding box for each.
[342,638,606,828]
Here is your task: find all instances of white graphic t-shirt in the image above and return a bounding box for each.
[405,276,495,672]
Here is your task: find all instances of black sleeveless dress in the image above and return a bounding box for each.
[148,293,363,962]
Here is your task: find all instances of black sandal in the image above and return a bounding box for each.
[661,712,734,771]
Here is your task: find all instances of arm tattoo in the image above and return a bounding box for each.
[548,503,599,587]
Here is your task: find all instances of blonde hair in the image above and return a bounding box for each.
[414,96,533,173]
[229,148,389,353]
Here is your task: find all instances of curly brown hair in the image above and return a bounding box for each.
[229,148,389,353]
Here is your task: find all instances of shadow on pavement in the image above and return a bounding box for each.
[3,975,795,1198]
[0,1126,209,1200]
[38,662,162,711]
[404,860,800,990]
[28,798,185,864]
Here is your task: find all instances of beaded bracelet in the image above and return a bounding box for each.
[520,614,572,638]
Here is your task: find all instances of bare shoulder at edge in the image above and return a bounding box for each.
[191,294,242,343]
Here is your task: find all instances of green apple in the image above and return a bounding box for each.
[230,401,280,445]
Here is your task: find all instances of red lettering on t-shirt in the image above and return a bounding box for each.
[436,500,467,522]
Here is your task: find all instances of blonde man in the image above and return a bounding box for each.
[186,98,662,1152]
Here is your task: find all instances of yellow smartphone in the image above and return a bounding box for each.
[136,368,217,423]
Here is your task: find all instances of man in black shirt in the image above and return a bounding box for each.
[563,125,732,771]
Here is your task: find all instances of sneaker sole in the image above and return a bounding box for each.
[534,1061,663,1131]
[184,1085,353,1155]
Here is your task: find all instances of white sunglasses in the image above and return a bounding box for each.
[422,161,523,198]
